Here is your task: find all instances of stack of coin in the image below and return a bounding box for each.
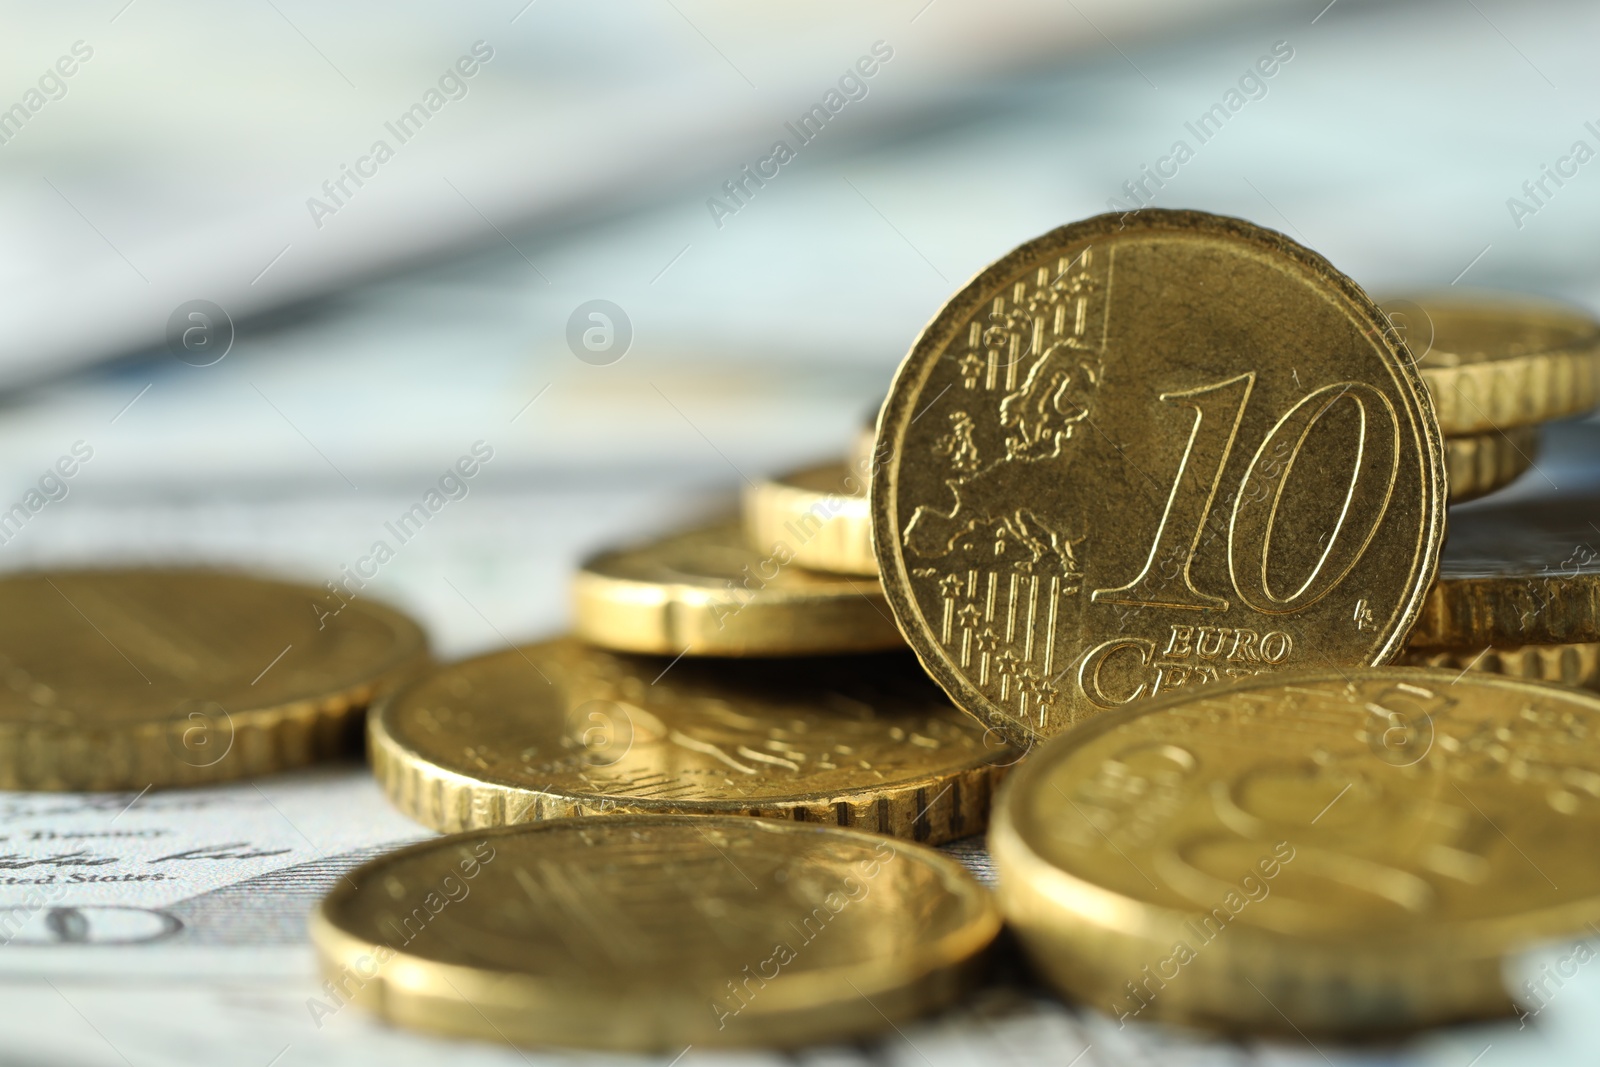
[742,293,1600,591]
[20,206,1600,1048]
[337,509,1017,1045]
[309,207,1600,1047]
[860,209,1600,1036]
[1380,292,1600,687]
[1384,292,1600,503]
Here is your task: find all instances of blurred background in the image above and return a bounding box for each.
[1,0,1596,661]
[3,1,1599,1064]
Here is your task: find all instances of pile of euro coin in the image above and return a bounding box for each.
[8,208,1600,1049]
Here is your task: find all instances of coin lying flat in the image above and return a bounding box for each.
[1444,425,1537,503]
[1409,494,1600,648]
[1400,641,1600,691]
[1383,293,1600,436]
[572,521,900,656]
[991,667,1600,1034]
[0,569,427,790]
[371,638,1012,842]
[745,462,877,576]
[311,817,998,1049]
[873,209,1447,747]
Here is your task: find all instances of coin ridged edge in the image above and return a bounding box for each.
[1445,425,1537,503]
[369,697,1010,845]
[871,209,1449,746]
[0,594,428,791]
[1399,640,1600,689]
[1409,572,1600,648]
[1425,339,1600,435]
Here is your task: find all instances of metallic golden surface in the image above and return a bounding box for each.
[572,522,901,656]
[311,817,999,1050]
[371,637,1013,842]
[0,569,427,790]
[873,210,1447,747]
[745,461,877,576]
[1444,425,1537,503]
[991,667,1600,1034]
[1411,494,1600,648]
[1382,292,1600,435]
[1399,641,1600,690]
[879,422,1516,505]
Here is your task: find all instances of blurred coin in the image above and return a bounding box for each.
[1410,494,1600,648]
[991,667,1600,1034]
[874,210,1446,748]
[370,638,1013,842]
[1381,292,1600,435]
[310,816,999,1049]
[0,569,427,790]
[745,461,877,576]
[1445,425,1537,502]
[1399,641,1600,690]
[573,521,899,655]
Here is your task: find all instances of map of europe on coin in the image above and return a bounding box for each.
[871,211,1447,747]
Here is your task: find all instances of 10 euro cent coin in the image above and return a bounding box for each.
[871,210,1447,746]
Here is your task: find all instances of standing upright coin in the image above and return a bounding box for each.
[311,817,1000,1050]
[0,569,428,790]
[990,668,1600,1033]
[873,210,1447,746]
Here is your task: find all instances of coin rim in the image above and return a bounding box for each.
[870,209,1449,747]
[0,567,430,790]
[369,637,1013,843]
[992,671,1600,957]
[310,815,1001,1049]
[1444,424,1537,503]
[571,521,901,656]
[1399,291,1600,434]
[990,665,1600,1031]
[743,461,878,577]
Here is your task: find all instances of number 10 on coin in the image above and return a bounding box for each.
[872,210,1446,747]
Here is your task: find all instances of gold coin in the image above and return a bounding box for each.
[311,816,999,1050]
[572,521,900,655]
[871,420,1521,505]
[745,461,877,576]
[873,209,1446,747]
[1409,493,1600,648]
[1399,641,1600,690]
[371,638,1013,842]
[1382,292,1600,435]
[0,568,427,790]
[991,667,1600,1034]
[1445,425,1537,503]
